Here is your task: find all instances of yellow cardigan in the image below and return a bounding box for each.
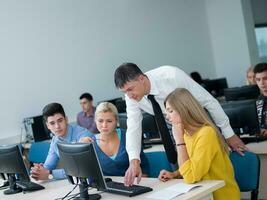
[179,126,240,200]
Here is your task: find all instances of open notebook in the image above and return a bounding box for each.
[146,182,201,200]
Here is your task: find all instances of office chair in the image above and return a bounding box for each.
[28,141,50,165]
[230,151,260,200]
[145,151,172,178]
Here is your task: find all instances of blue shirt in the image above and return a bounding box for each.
[43,124,93,179]
[93,128,149,176]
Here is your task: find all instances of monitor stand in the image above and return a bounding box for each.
[73,178,101,200]
[3,175,22,195]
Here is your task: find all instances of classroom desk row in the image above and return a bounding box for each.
[0,177,224,200]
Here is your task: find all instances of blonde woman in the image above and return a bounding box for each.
[247,66,256,85]
[158,88,240,200]
[81,102,149,176]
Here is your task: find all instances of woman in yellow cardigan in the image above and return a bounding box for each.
[158,88,240,200]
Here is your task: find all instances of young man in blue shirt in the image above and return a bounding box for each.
[31,103,93,180]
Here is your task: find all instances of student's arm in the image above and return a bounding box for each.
[178,128,219,184]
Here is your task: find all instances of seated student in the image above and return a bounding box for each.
[246,66,256,85]
[77,92,98,133]
[254,63,267,137]
[158,88,240,200]
[31,103,93,180]
[81,102,149,176]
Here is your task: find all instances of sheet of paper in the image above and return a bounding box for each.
[146,182,201,200]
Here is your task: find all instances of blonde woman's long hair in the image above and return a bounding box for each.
[165,88,229,153]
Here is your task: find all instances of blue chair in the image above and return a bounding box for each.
[145,151,172,178]
[28,141,50,165]
[230,151,260,200]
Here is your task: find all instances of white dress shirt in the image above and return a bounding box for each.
[125,66,234,161]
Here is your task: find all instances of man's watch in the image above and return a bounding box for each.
[48,170,54,180]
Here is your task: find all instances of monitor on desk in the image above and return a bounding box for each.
[204,78,228,97]
[221,99,260,136]
[224,85,260,101]
[0,145,29,194]
[57,142,105,199]
[57,142,152,199]
[118,112,161,146]
[24,115,51,142]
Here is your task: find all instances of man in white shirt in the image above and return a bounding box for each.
[114,63,248,186]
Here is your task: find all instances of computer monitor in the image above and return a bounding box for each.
[224,85,260,101]
[221,99,260,136]
[0,145,30,195]
[24,115,51,142]
[118,112,160,139]
[204,78,228,97]
[57,142,104,200]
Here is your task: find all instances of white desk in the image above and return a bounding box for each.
[0,177,224,200]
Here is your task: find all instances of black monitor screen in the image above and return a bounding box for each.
[224,85,260,101]
[57,142,106,191]
[0,145,31,194]
[204,78,228,97]
[221,99,260,135]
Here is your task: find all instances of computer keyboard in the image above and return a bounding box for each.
[240,136,267,144]
[16,180,45,191]
[106,181,153,197]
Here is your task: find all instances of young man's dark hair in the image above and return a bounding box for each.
[254,63,267,74]
[79,93,93,101]
[42,103,66,122]
[114,63,144,89]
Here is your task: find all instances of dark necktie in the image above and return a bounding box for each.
[147,95,177,164]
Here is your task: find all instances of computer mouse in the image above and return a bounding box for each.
[105,177,112,182]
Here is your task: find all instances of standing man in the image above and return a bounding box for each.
[31,103,93,180]
[254,63,267,137]
[77,93,98,133]
[114,63,247,186]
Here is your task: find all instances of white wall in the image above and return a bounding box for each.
[205,0,257,87]
[0,0,216,143]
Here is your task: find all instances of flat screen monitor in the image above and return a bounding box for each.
[0,145,30,194]
[224,85,260,101]
[118,112,160,139]
[204,78,228,97]
[221,99,260,135]
[24,115,51,142]
[57,142,104,199]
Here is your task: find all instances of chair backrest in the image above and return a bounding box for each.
[28,141,50,164]
[230,151,260,199]
[145,151,172,178]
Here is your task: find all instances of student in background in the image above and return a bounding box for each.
[31,103,93,180]
[254,63,267,137]
[158,88,240,200]
[246,66,256,85]
[80,102,149,176]
[77,92,98,133]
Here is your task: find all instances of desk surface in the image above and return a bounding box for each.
[0,177,224,200]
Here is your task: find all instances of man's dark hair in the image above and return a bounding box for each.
[42,103,66,122]
[79,93,93,101]
[254,63,267,74]
[114,63,144,89]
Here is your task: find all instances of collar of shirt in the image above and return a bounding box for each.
[146,73,159,96]
[82,109,95,117]
[57,124,73,142]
